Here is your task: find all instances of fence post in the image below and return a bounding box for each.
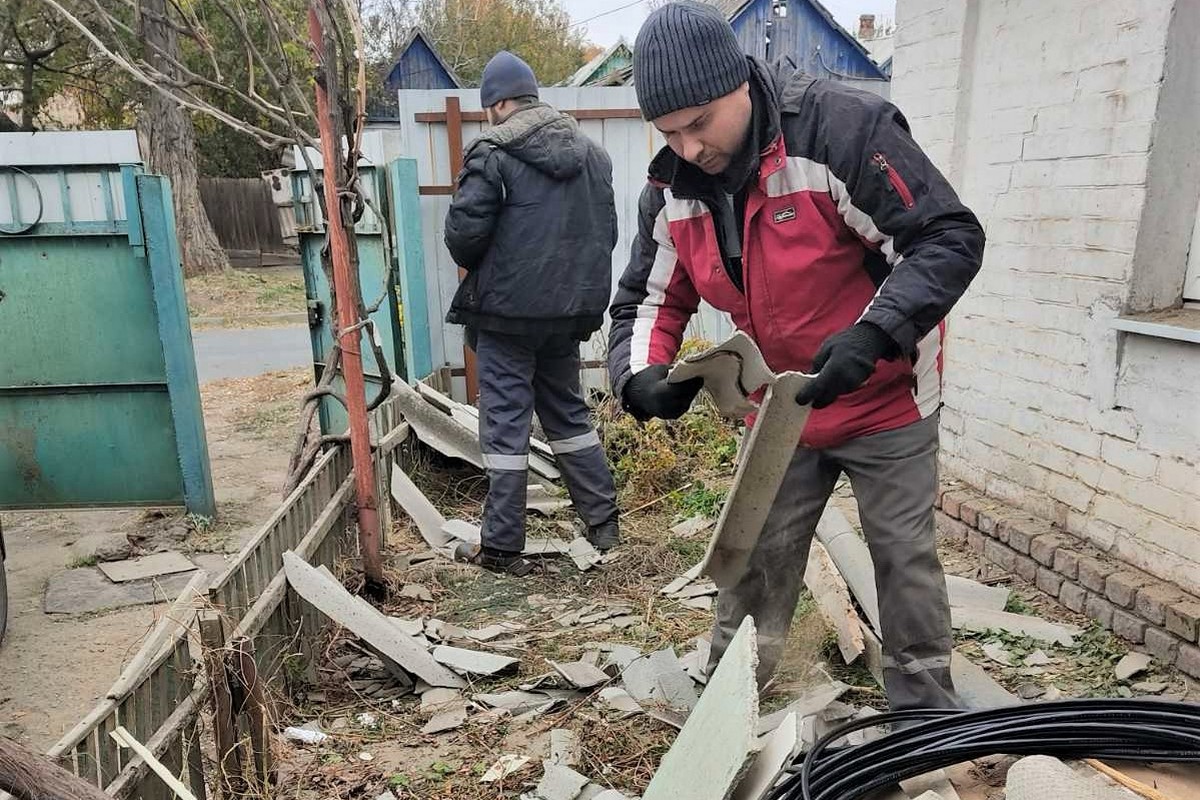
[198,613,243,796]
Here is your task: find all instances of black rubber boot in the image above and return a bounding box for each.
[586,519,620,553]
[454,542,538,577]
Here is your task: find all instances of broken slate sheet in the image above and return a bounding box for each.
[803,541,865,664]
[668,331,775,418]
[432,645,520,677]
[283,552,464,688]
[950,607,1081,646]
[1005,756,1142,800]
[97,551,197,583]
[702,372,812,588]
[672,515,716,539]
[393,379,485,469]
[734,712,798,800]
[536,762,591,800]
[622,648,698,712]
[550,659,611,689]
[642,617,760,800]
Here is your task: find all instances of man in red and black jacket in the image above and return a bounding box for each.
[609,2,985,710]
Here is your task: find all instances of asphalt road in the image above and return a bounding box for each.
[191,325,311,382]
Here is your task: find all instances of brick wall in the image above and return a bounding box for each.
[893,0,1200,593]
[937,485,1200,679]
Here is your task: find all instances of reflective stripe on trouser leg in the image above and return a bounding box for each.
[476,330,536,553]
[533,336,618,527]
[706,445,841,689]
[831,411,960,711]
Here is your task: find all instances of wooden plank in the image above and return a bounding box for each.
[199,613,242,796]
[418,185,455,195]
[107,571,207,701]
[283,552,465,688]
[109,727,198,800]
[230,637,273,789]
[441,96,479,404]
[105,687,205,800]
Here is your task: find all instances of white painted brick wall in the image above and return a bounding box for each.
[894,0,1200,593]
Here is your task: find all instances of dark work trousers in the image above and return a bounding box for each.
[475,329,619,553]
[706,412,960,710]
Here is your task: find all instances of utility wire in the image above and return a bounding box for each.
[571,0,648,28]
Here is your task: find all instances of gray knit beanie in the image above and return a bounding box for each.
[480,51,539,108]
[633,1,750,121]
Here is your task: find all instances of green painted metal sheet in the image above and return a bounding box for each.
[388,158,433,382]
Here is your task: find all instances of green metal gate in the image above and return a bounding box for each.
[0,131,215,516]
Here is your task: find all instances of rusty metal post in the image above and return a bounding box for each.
[308,1,385,591]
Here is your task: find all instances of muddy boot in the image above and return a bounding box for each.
[586,519,620,553]
[454,542,538,577]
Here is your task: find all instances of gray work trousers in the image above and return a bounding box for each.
[475,329,618,553]
[706,412,959,710]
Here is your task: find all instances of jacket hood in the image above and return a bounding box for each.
[473,103,587,180]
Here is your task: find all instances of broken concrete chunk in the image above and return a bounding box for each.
[481,754,531,783]
[673,582,719,599]
[1131,681,1168,694]
[97,551,196,583]
[734,712,798,800]
[1024,650,1053,667]
[537,762,591,800]
[399,584,434,602]
[566,537,602,571]
[432,645,520,677]
[1114,651,1153,681]
[671,516,715,539]
[467,622,523,642]
[282,552,464,689]
[643,618,759,800]
[702,373,812,588]
[474,691,560,714]
[550,660,611,690]
[950,607,1082,647]
[549,729,581,767]
[390,616,426,638]
[594,643,642,671]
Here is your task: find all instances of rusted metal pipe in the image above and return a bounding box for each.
[307,2,384,592]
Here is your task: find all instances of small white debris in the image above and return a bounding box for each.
[357,751,374,761]
[355,712,379,729]
[481,754,531,783]
[283,725,328,745]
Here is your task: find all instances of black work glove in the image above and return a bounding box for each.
[622,364,703,422]
[795,323,899,410]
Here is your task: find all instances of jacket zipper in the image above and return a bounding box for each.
[873,153,915,209]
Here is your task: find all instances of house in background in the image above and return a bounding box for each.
[564,39,633,87]
[702,0,890,96]
[854,13,895,69]
[384,28,463,93]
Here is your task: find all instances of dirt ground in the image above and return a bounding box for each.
[0,368,308,750]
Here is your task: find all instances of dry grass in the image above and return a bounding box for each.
[186,267,307,326]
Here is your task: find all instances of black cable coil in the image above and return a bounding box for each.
[768,699,1200,800]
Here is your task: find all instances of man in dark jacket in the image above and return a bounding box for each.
[609,3,985,709]
[445,51,620,576]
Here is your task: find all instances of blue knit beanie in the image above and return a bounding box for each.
[480,51,539,108]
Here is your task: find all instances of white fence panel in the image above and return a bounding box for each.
[389,87,733,401]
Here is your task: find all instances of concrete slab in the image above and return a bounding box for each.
[945,575,1010,611]
[44,567,197,615]
[702,372,812,588]
[643,617,759,800]
[804,541,866,663]
[283,552,464,688]
[550,660,611,689]
[537,762,590,800]
[734,711,797,800]
[950,607,1081,646]
[390,463,453,548]
[97,551,196,583]
[432,645,520,677]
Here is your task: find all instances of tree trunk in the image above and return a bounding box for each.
[0,736,111,800]
[20,61,35,131]
[137,0,228,277]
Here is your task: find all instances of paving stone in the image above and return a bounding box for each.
[1059,582,1088,613]
[642,618,759,800]
[97,551,197,583]
[1077,556,1110,593]
[1134,584,1187,627]
[1112,609,1147,644]
[1012,554,1039,582]
[1178,644,1200,680]
[44,567,198,615]
[1085,594,1115,629]
[1105,571,1155,609]
[1030,534,1071,567]
[1053,548,1081,580]
[1036,567,1065,597]
[1144,627,1181,665]
[1165,600,1200,643]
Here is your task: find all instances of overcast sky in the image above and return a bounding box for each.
[563,0,897,48]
